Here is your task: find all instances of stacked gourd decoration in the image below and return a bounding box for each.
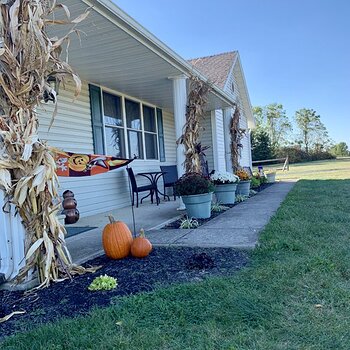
[131,229,152,258]
[102,216,133,259]
[62,190,80,225]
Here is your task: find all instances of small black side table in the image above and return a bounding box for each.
[137,171,170,205]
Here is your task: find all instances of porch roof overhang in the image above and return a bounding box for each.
[51,0,236,113]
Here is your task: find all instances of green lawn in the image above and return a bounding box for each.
[267,157,350,180]
[2,161,350,349]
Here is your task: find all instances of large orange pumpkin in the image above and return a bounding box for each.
[102,216,133,259]
[131,229,152,258]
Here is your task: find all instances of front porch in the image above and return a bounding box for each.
[66,199,181,264]
[66,181,296,264]
[41,0,236,219]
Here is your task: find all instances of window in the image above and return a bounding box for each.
[143,105,158,160]
[125,99,143,159]
[103,92,126,158]
[98,90,162,160]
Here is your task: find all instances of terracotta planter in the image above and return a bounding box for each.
[214,183,238,204]
[236,181,251,196]
[181,192,213,219]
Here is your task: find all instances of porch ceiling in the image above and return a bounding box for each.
[50,0,235,113]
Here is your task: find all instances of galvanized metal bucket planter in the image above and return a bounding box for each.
[266,173,276,183]
[236,181,251,196]
[214,183,237,204]
[182,192,213,219]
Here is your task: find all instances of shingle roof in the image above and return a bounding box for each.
[188,51,237,89]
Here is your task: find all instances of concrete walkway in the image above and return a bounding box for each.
[147,181,296,249]
[67,181,296,264]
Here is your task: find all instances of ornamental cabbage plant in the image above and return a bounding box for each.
[88,275,118,291]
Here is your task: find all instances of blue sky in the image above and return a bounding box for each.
[115,0,350,145]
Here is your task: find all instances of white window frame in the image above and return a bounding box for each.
[100,86,160,161]
[142,103,159,160]
[101,91,126,158]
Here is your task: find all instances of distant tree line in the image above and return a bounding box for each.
[251,103,349,163]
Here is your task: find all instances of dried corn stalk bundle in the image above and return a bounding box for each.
[177,76,210,174]
[0,0,92,288]
[230,105,246,172]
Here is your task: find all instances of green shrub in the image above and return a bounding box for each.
[251,129,274,161]
[251,177,261,189]
[275,146,335,164]
[309,150,336,161]
[260,174,268,184]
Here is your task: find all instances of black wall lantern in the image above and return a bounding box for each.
[47,75,60,94]
[44,76,60,102]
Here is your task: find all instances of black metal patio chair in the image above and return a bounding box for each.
[160,165,178,200]
[126,167,156,207]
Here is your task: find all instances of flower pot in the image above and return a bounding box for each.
[214,183,238,204]
[236,181,251,196]
[266,173,276,183]
[181,192,213,219]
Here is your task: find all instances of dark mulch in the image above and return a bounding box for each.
[253,182,274,193]
[164,183,275,229]
[0,246,249,339]
[164,205,234,229]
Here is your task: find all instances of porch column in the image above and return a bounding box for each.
[210,110,219,171]
[0,189,26,283]
[170,75,187,210]
[247,129,253,169]
[223,107,234,172]
[211,109,227,173]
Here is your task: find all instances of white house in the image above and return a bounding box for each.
[37,0,255,218]
[189,52,255,172]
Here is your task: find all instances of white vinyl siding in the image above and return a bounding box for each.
[238,112,251,167]
[200,114,214,172]
[38,81,93,153]
[37,81,176,217]
[222,63,252,169]
[211,109,226,172]
[163,110,177,165]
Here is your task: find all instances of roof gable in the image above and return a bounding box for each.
[188,51,237,89]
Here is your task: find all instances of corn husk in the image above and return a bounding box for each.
[177,76,210,174]
[230,105,246,172]
[0,310,26,323]
[0,0,96,288]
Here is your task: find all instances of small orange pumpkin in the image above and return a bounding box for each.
[102,215,133,259]
[131,229,152,258]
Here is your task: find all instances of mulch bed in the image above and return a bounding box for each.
[164,183,275,229]
[164,205,234,229]
[253,182,274,193]
[0,246,249,340]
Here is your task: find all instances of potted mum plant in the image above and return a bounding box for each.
[210,171,239,204]
[174,173,214,219]
[235,169,251,196]
[265,169,276,183]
